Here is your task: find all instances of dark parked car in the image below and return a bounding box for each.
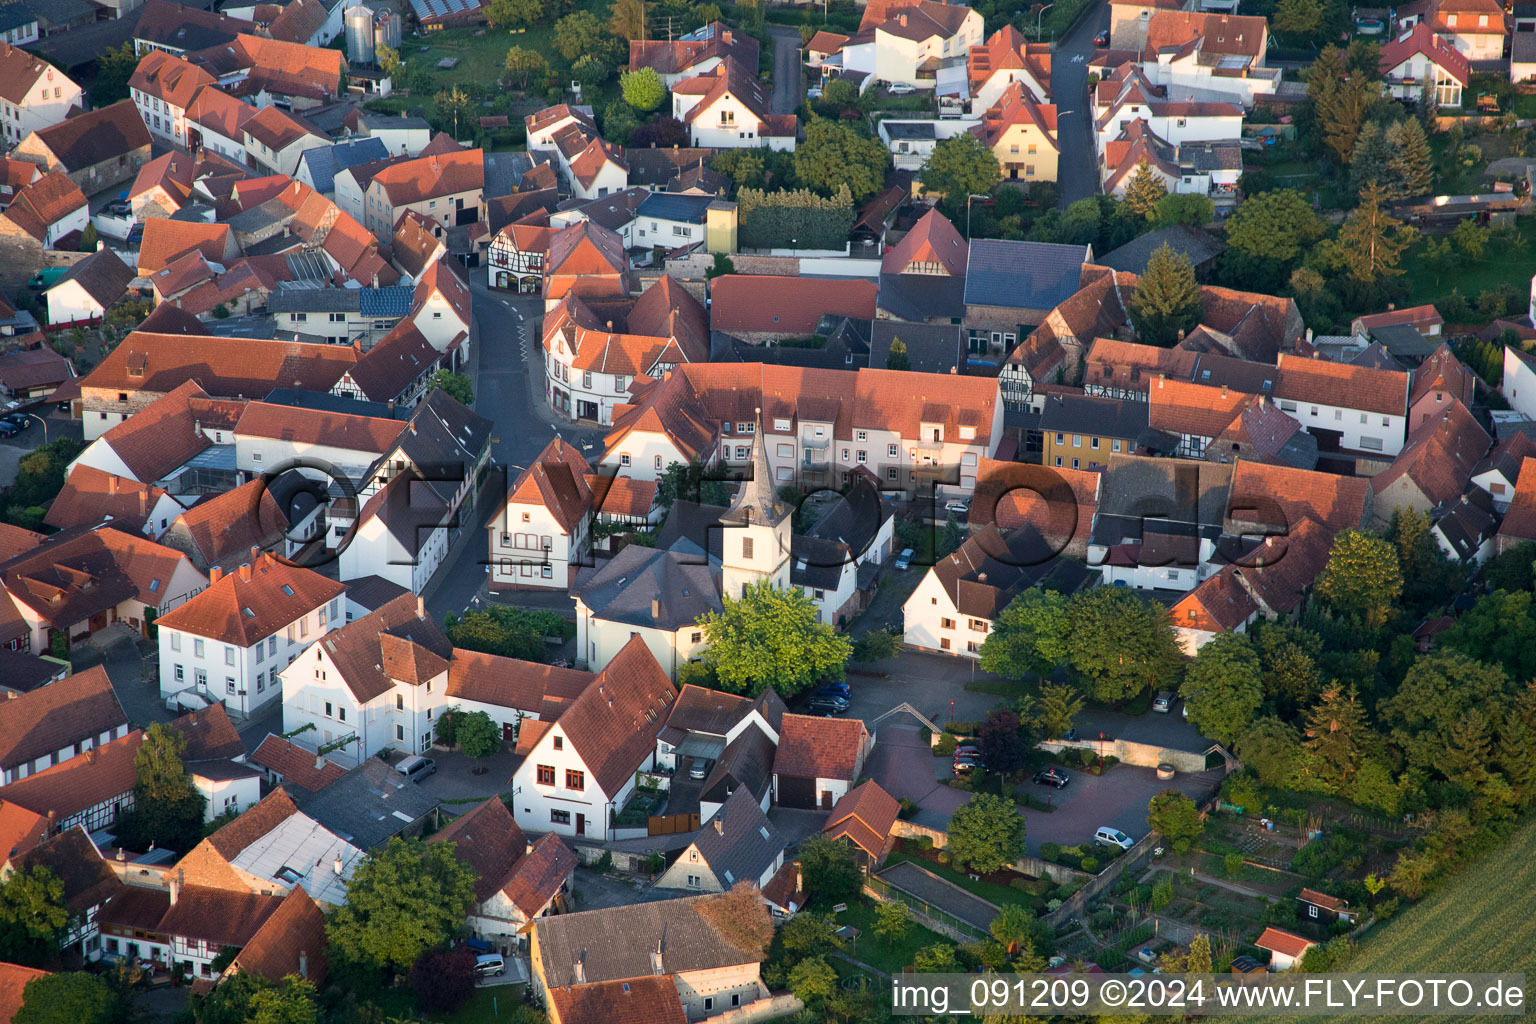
[952,744,982,761]
[1033,768,1070,788]
[952,757,984,777]
[0,414,28,430]
[806,696,849,716]
[818,681,851,697]
[0,420,22,438]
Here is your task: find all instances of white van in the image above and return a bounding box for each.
[395,755,436,783]
[475,954,505,978]
[1095,826,1134,850]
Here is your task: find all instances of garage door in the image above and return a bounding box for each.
[777,775,816,809]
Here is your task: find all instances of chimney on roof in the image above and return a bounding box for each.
[713,816,723,835]
[900,13,907,24]
[651,597,661,619]
[1221,385,1228,398]
[574,960,586,984]
[334,856,344,876]
[210,566,224,584]
[169,868,183,905]
[239,563,254,582]
[418,596,427,616]
[298,951,308,979]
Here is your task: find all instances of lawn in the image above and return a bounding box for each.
[435,986,538,1024]
[883,848,1049,915]
[1224,814,1536,1024]
[833,898,953,975]
[1401,216,1536,318]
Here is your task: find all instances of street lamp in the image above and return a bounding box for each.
[1033,2,1055,39]
[1098,731,1105,774]
[965,193,989,237]
[27,413,46,443]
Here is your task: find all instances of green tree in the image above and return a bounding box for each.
[485,0,542,28]
[1315,528,1403,629]
[1147,790,1204,848]
[1123,159,1168,221]
[1273,0,1322,36]
[794,120,889,203]
[194,972,318,1024]
[445,607,567,661]
[1349,120,1392,197]
[1179,633,1263,746]
[947,793,1025,873]
[434,706,463,747]
[13,973,122,1024]
[325,837,478,973]
[1066,587,1182,703]
[1238,716,1304,787]
[433,86,474,139]
[885,337,910,371]
[787,956,838,1005]
[1032,681,1085,740]
[1303,686,1369,787]
[601,100,639,145]
[1254,621,1323,714]
[0,865,69,965]
[115,721,207,853]
[796,834,862,908]
[608,0,646,39]
[1186,933,1214,975]
[919,132,1000,203]
[978,708,1028,782]
[872,901,911,947]
[79,223,98,253]
[988,903,1035,951]
[572,53,612,90]
[432,369,474,405]
[913,943,961,973]
[1312,45,1380,164]
[455,710,501,773]
[503,46,549,89]
[656,458,730,506]
[1442,590,1536,681]
[620,66,666,112]
[91,42,138,105]
[1384,118,1432,197]
[1386,506,1460,613]
[1379,652,1511,775]
[1324,181,1414,285]
[1155,192,1213,228]
[820,78,857,109]
[852,628,901,663]
[1221,188,1326,289]
[1450,217,1490,261]
[698,579,852,697]
[979,587,1071,680]
[554,10,605,60]
[1129,243,1202,346]
[377,43,400,78]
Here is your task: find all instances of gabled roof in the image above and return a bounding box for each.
[228,885,329,988]
[164,479,290,569]
[502,831,577,917]
[80,332,356,400]
[0,800,49,860]
[1,170,85,242]
[186,80,257,141]
[371,148,483,205]
[159,884,284,949]
[881,206,967,277]
[774,714,868,781]
[299,136,391,195]
[47,247,133,309]
[0,665,125,774]
[3,826,120,916]
[0,40,55,106]
[95,379,220,484]
[974,80,1059,151]
[1371,400,1490,508]
[129,49,215,108]
[968,24,1051,91]
[1273,352,1409,418]
[1409,343,1473,408]
[429,796,527,903]
[547,975,687,1024]
[45,465,171,533]
[156,552,345,648]
[1382,22,1471,82]
[506,435,593,535]
[1144,10,1267,58]
[313,593,450,704]
[628,21,759,75]
[26,100,150,172]
[0,729,140,821]
[243,104,325,152]
[544,635,675,796]
[1225,460,1371,534]
[446,649,592,720]
[1256,926,1315,959]
[166,702,246,761]
[137,218,232,274]
[135,0,250,52]
[546,218,627,278]
[686,787,782,888]
[823,780,899,858]
[342,320,442,403]
[675,58,792,137]
[965,238,1086,310]
[0,962,46,1022]
[710,275,877,335]
[250,733,349,794]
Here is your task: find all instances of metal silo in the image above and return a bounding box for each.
[345,3,375,67]
[373,8,401,55]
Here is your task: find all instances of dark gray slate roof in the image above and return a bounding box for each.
[688,787,782,886]
[1371,322,1440,360]
[877,272,966,323]
[868,320,964,374]
[482,151,534,199]
[1095,453,1233,527]
[299,137,389,195]
[261,387,403,418]
[1039,393,1149,440]
[0,2,37,33]
[1096,225,1226,276]
[700,724,777,806]
[295,756,440,848]
[964,238,1089,311]
[267,285,412,316]
[636,191,714,225]
[342,574,412,613]
[571,541,722,630]
[398,389,493,487]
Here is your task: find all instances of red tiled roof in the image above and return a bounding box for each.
[0,729,140,820]
[1226,460,1370,534]
[970,458,1097,548]
[159,884,283,948]
[250,734,348,793]
[80,333,355,400]
[1357,303,1444,333]
[543,636,675,795]
[228,886,329,987]
[710,275,877,334]
[429,797,526,903]
[628,21,758,75]
[506,435,593,535]
[1499,456,1536,546]
[2,171,86,243]
[881,206,967,277]
[1144,10,1267,58]
[1409,343,1473,409]
[0,665,126,774]
[823,780,899,858]
[1371,399,1489,508]
[157,552,345,647]
[27,101,150,173]
[547,975,687,1024]
[0,522,41,564]
[1298,888,1349,913]
[129,49,215,109]
[0,800,49,860]
[371,148,483,206]
[137,219,232,275]
[502,832,577,917]
[0,962,47,1022]
[968,24,1051,92]
[206,787,302,860]
[587,473,658,520]
[46,466,171,533]
[1171,568,1256,635]
[243,104,324,153]
[774,714,868,781]
[974,80,1059,151]
[0,42,56,106]
[166,702,246,761]
[233,400,405,453]
[1256,926,1314,959]
[1148,376,1248,439]
[1274,352,1408,417]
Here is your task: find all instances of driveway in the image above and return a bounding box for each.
[1017,762,1222,857]
[864,724,971,831]
[1048,0,1109,207]
[74,625,168,732]
[769,26,804,116]
[843,650,1019,728]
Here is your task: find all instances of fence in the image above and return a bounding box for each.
[863,878,988,943]
[648,812,701,836]
[1038,738,1233,775]
[1042,831,1162,928]
[712,994,804,1023]
[891,819,948,848]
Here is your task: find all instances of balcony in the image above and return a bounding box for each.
[801,435,830,450]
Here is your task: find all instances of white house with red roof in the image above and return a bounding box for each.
[1398,0,1506,61]
[968,25,1051,111]
[490,437,597,591]
[155,554,345,719]
[1378,23,1470,106]
[0,42,82,149]
[771,713,870,809]
[671,59,796,151]
[1255,926,1316,971]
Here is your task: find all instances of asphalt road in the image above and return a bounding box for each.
[1049,0,1111,208]
[769,26,804,117]
[420,277,604,621]
[1018,762,1222,857]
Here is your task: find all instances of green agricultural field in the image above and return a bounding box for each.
[1227,814,1536,1024]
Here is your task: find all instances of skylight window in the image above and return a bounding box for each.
[282,584,295,595]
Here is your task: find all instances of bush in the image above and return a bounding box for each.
[1009,878,1034,891]
[1173,837,1192,855]
[594,850,614,873]
[1046,898,1063,912]
[934,734,958,757]
[946,721,981,735]
[936,850,951,865]
[913,834,933,851]
[1080,856,1099,873]
[1224,852,1245,878]
[1040,842,1061,862]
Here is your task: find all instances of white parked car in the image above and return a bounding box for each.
[1095,826,1134,850]
[888,82,915,95]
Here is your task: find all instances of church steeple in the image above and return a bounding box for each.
[720,407,790,527]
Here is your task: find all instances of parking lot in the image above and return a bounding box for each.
[1017,761,1223,857]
